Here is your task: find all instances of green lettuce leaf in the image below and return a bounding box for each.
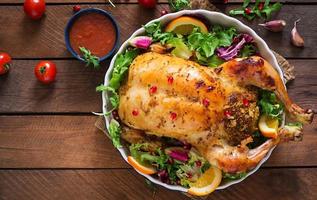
[108,119,122,148]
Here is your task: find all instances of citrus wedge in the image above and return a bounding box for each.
[127,156,156,175]
[165,16,208,35]
[188,166,222,196]
[258,115,279,139]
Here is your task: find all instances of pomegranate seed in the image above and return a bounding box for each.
[187,173,192,178]
[170,112,177,121]
[112,110,120,121]
[195,160,202,167]
[132,109,139,116]
[258,2,264,10]
[243,98,250,107]
[167,76,174,84]
[202,98,210,107]
[206,86,215,92]
[223,0,228,3]
[73,5,81,12]
[224,110,232,118]
[160,10,168,16]
[244,7,252,15]
[183,142,192,150]
[149,86,157,95]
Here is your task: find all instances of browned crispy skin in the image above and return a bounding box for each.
[118,52,314,173]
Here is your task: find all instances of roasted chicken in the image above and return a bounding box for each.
[118,52,314,173]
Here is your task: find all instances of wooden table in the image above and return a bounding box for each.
[0,0,316,199]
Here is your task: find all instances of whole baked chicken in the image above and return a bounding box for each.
[118,52,314,173]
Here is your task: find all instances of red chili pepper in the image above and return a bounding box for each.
[132,109,139,116]
[167,76,174,84]
[243,98,250,107]
[149,85,157,95]
[224,110,232,118]
[170,112,177,120]
[244,7,252,15]
[73,5,81,12]
[202,98,210,107]
[258,2,264,10]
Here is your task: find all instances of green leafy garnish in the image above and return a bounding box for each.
[213,25,237,47]
[223,172,247,180]
[229,0,282,20]
[239,44,257,58]
[144,22,174,45]
[96,84,119,115]
[108,119,122,148]
[110,49,139,90]
[168,0,190,12]
[79,47,100,69]
[168,37,192,59]
[258,90,284,120]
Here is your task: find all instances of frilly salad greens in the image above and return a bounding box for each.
[96,18,278,187]
[130,143,211,187]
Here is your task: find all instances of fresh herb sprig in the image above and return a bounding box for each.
[168,0,190,12]
[229,0,282,21]
[79,47,100,69]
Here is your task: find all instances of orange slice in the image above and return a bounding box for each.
[188,166,222,196]
[258,115,279,139]
[165,16,208,35]
[127,156,156,175]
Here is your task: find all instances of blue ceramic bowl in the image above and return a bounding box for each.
[64,8,120,62]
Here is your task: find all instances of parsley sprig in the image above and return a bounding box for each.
[229,0,282,21]
[79,47,100,69]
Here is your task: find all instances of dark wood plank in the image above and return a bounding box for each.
[0,168,316,200]
[0,116,128,168]
[0,115,315,168]
[0,60,107,113]
[0,4,316,59]
[0,59,316,113]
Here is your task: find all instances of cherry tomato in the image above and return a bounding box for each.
[138,0,157,8]
[0,52,11,75]
[73,5,81,13]
[24,0,46,20]
[34,61,57,84]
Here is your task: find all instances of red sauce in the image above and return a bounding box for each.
[70,13,116,57]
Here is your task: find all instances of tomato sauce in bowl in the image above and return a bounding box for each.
[65,8,119,61]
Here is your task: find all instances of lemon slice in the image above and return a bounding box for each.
[127,156,156,175]
[165,16,208,35]
[258,115,279,139]
[188,166,222,196]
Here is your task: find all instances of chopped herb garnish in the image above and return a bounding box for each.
[79,47,100,69]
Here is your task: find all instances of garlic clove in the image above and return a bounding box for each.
[129,36,153,49]
[291,19,304,47]
[259,20,286,32]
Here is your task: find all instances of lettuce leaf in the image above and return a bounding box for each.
[108,119,122,148]
[258,90,284,120]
